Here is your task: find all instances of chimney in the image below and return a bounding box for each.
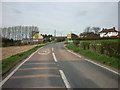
[113,27,115,30]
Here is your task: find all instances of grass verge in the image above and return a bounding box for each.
[1,44,45,75]
[66,44,119,69]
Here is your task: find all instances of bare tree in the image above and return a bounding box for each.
[92,27,101,34]
[1,26,39,40]
[84,26,91,33]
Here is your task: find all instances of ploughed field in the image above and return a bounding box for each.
[2,45,37,59]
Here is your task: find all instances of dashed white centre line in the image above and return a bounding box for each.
[52,48,54,52]
[59,70,71,88]
[52,52,71,88]
[52,53,57,62]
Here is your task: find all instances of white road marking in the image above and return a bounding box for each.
[67,49,81,58]
[0,46,44,87]
[52,53,57,62]
[66,48,120,75]
[52,51,71,88]
[38,50,50,55]
[59,70,71,88]
[52,48,54,52]
[64,45,66,47]
[85,59,120,75]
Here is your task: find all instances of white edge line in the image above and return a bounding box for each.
[65,48,120,76]
[59,70,71,88]
[52,53,57,62]
[0,46,44,87]
[85,59,120,75]
[67,49,81,58]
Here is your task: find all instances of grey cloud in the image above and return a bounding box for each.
[13,9,22,14]
[76,10,88,17]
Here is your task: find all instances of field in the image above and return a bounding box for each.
[2,45,37,59]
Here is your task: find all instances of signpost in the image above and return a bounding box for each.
[33,33,43,45]
[67,34,72,39]
[33,34,39,39]
[33,31,39,45]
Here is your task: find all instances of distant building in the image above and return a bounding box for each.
[67,33,78,39]
[21,34,44,44]
[100,27,118,37]
[53,36,67,42]
[79,32,99,38]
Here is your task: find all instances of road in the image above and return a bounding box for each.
[2,42,119,89]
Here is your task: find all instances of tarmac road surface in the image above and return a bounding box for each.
[2,42,119,89]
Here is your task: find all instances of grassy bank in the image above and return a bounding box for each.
[1,44,45,75]
[66,44,119,69]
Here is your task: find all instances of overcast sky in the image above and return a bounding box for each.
[2,2,118,35]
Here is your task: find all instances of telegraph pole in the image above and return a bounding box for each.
[54,29,56,41]
[54,29,56,37]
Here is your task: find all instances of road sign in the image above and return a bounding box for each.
[33,34,39,39]
[33,39,38,41]
[67,34,71,39]
[33,34,43,39]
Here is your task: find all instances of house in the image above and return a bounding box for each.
[100,27,118,37]
[79,32,99,38]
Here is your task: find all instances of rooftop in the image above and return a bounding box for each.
[100,27,118,33]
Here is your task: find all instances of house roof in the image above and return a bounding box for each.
[100,27,118,33]
[80,32,97,36]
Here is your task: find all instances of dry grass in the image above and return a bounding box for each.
[2,45,37,59]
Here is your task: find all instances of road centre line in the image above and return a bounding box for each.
[52,48,54,51]
[52,53,57,62]
[59,70,71,88]
[1,46,44,87]
[66,48,120,75]
[52,52,71,88]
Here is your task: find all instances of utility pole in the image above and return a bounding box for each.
[61,33,62,37]
[54,30,56,37]
[54,29,56,41]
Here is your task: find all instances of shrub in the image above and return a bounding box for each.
[80,41,90,50]
[73,40,79,46]
[79,39,119,59]
[56,38,65,42]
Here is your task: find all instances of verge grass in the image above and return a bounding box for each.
[1,44,44,75]
[66,44,119,69]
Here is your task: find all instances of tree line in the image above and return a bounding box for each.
[1,26,39,40]
[84,26,101,34]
